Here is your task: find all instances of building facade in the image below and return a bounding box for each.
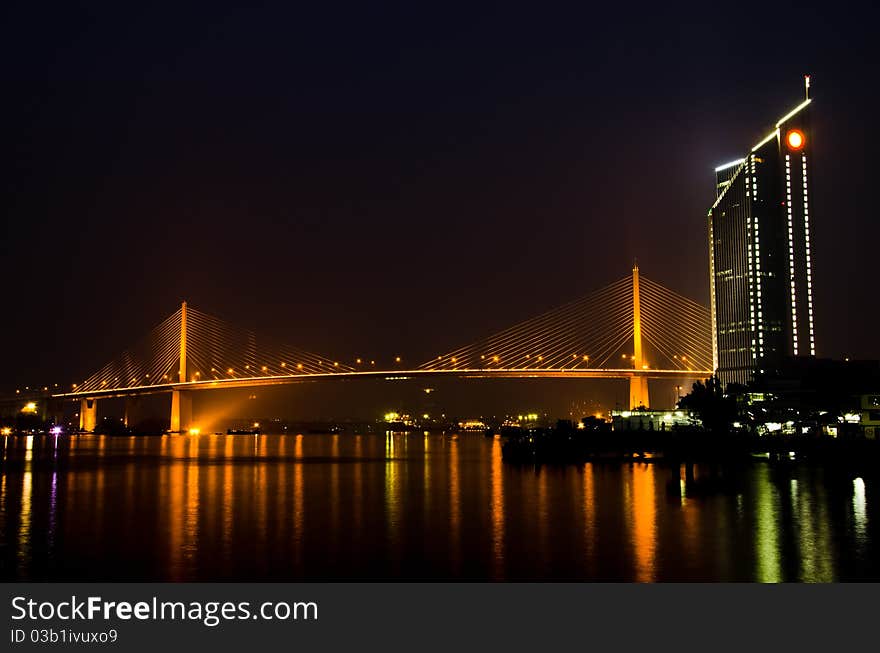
[708,82,816,386]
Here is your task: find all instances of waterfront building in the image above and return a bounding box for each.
[708,77,816,386]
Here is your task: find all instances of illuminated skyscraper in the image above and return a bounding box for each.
[708,78,816,386]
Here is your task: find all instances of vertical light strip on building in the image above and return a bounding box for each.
[708,211,719,371]
[802,154,816,355]
[752,156,763,358]
[785,154,798,355]
[747,156,756,359]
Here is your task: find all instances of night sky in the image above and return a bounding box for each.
[3,2,879,403]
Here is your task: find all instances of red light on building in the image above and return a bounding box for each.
[786,129,805,150]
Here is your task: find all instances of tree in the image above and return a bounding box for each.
[677,375,738,434]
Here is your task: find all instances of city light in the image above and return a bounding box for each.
[21,402,37,414]
[188,428,201,435]
[714,158,745,172]
[1,427,12,436]
[786,129,805,150]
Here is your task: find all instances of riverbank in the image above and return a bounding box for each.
[500,425,880,472]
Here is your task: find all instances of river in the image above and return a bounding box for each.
[1,432,876,581]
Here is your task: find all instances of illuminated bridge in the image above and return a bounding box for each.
[9,266,713,431]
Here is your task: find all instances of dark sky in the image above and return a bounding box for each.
[3,1,879,393]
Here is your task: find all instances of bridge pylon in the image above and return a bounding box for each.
[79,398,97,432]
[170,300,192,432]
[629,263,650,409]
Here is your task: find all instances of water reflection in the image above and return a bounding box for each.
[0,433,877,581]
[385,433,402,572]
[293,435,304,572]
[753,466,782,582]
[581,464,596,574]
[448,436,460,575]
[17,436,33,574]
[627,464,656,582]
[853,478,867,539]
[490,437,504,579]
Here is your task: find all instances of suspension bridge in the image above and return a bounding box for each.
[6,266,713,432]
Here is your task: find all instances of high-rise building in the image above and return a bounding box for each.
[708,78,816,386]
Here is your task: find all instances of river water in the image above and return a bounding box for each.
[0,432,876,581]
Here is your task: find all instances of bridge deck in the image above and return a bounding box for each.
[50,367,711,400]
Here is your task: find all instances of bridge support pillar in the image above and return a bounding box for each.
[630,263,650,409]
[170,390,192,433]
[79,398,98,432]
[124,396,140,428]
[629,376,649,410]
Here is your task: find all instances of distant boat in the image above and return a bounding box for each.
[227,428,261,435]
